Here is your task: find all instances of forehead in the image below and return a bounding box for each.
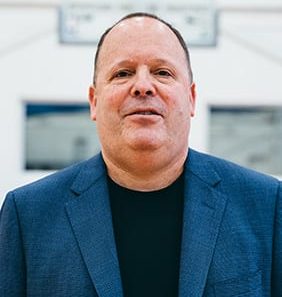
[97,17,187,70]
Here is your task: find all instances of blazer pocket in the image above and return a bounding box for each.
[213,270,262,297]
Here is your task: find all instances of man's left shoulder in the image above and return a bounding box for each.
[187,149,281,196]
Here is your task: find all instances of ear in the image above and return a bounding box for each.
[188,82,196,117]
[88,84,97,121]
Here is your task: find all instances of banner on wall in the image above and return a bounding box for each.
[59,2,218,47]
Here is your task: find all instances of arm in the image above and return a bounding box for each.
[0,192,26,297]
[272,181,282,296]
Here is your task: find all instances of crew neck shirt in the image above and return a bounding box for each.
[108,173,184,297]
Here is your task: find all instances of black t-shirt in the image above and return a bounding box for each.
[108,173,184,297]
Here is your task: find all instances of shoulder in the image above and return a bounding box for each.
[186,149,281,233]
[187,148,280,196]
[5,153,105,207]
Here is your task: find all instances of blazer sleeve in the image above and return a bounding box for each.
[0,192,26,297]
[272,181,282,296]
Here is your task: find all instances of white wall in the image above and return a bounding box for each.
[0,7,94,204]
[1,4,282,205]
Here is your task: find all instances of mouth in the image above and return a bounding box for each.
[126,108,163,118]
[131,111,160,116]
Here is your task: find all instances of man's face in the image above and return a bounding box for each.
[89,17,196,164]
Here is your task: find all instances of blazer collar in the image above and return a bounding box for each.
[66,150,227,297]
[178,149,227,297]
[66,154,123,297]
[70,153,106,195]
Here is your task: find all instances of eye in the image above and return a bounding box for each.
[114,70,133,78]
[154,69,172,77]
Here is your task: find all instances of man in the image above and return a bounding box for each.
[0,12,281,297]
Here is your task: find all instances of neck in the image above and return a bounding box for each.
[102,148,188,191]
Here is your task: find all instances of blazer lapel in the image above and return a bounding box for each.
[63,150,227,297]
[65,155,123,297]
[179,150,228,297]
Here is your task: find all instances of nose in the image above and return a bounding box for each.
[130,69,156,98]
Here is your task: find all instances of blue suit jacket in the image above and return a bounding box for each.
[0,149,281,297]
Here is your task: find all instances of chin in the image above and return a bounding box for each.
[121,127,169,151]
[127,136,164,152]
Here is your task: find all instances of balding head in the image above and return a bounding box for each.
[93,12,193,85]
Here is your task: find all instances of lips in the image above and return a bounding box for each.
[132,111,159,116]
[125,107,163,117]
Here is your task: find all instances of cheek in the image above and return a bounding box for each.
[103,86,127,107]
[95,92,125,127]
[163,88,190,113]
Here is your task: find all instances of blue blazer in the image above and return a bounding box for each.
[0,149,281,297]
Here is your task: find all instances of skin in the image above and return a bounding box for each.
[89,16,196,191]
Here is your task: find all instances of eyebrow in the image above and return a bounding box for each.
[110,58,177,70]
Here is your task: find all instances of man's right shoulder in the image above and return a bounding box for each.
[4,153,105,207]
